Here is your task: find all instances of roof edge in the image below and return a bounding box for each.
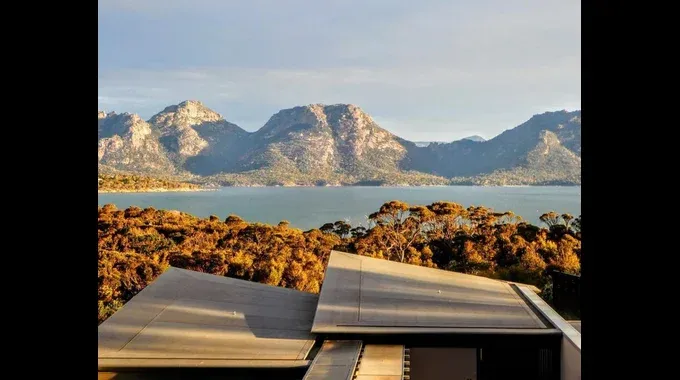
[311,327,562,335]
[98,358,311,370]
[516,285,581,351]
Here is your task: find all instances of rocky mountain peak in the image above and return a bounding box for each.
[260,103,392,142]
[323,103,370,121]
[98,111,119,120]
[98,112,152,144]
[127,113,144,124]
[145,101,248,167]
[461,135,486,142]
[97,109,175,175]
[179,99,204,107]
[150,100,224,129]
[258,105,327,139]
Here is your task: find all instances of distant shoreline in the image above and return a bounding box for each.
[98,184,580,193]
[98,188,217,194]
[210,183,581,188]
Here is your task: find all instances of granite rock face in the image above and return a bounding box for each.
[98,112,176,174]
[97,102,581,185]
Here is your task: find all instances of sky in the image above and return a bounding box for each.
[98,0,581,142]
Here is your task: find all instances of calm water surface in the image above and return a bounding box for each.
[98,186,581,230]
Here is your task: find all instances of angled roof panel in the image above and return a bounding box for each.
[98,267,318,369]
[302,340,362,380]
[311,251,548,333]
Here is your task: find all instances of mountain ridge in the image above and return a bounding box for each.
[97,101,581,186]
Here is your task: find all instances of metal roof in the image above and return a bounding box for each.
[311,251,548,334]
[98,267,317,369]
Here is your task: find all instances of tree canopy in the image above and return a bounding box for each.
[98,201,581,324]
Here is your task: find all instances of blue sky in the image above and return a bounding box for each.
[98,0,580,142]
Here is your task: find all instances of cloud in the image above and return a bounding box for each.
[99,62,579,141]
[98,0,580,141]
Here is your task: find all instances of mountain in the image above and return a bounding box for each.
[97,102,581,186]
[227,104,442,185]
[456,130,581,186]
[404,110,581,185]
[148,100,250,175]
[414,136,485,147]
[98,111,176,174]
[461,135,486,142]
